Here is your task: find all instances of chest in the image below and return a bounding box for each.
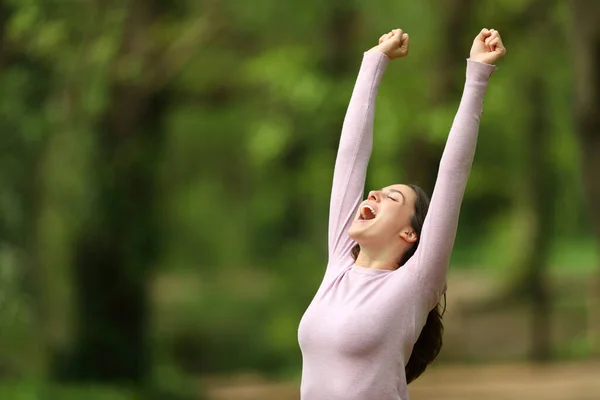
[298,269,417,358]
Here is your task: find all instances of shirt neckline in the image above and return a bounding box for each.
[351,264,395,276]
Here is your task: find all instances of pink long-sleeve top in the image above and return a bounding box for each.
[297,51,496,400]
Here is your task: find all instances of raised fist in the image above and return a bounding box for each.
[470,29,506,65]
[372,29,409,60]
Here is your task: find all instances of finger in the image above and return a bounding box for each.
[489,37,505,50]
[485,36,493,51]
[489,29,500,40]
[486,30,499,44]
[379,34,386,44]
[490,38,506,54]
[393,29,404,39]
[476,28,491,41]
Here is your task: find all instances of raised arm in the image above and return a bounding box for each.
[327,30,409,271]
[407,29,506,293]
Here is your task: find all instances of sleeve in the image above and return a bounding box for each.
[326,50,389,272]
[405,59,497,295]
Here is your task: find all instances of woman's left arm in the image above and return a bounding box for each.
[407,29,506,295]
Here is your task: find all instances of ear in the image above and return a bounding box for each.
[399,227,418,244]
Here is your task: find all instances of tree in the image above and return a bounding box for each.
[52,0,162,383]
[50,0,210,386]
[522,76,556,361]
[570,0,600,356]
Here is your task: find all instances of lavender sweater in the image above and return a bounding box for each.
[297,51,496,400]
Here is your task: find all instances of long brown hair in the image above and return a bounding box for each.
[350,184,444,384]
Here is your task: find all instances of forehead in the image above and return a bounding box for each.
[384,184,417,204]
[384,184,412,193]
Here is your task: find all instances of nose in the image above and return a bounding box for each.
[368,190,381,202]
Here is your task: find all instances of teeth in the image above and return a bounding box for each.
[360,204,376,219]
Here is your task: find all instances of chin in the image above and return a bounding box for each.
[348,224,376,245]
[348,229,360,243]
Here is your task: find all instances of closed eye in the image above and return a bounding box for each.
[384,188,406,204]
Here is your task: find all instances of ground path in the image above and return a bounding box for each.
[205,361,600,400]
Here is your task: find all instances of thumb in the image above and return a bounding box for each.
[400,33,409,50]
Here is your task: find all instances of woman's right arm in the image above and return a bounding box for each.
[326,50,388,269]
[327,29,409,273]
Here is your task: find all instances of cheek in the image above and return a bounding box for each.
[383,207,409,232]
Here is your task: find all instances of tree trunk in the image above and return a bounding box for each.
[51,0,164,384]
[524,77,555,361]
[506,0,558,362]
[570,0,600,356]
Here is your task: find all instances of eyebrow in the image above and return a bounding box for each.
[382,188,406,204]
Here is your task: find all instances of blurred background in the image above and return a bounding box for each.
[0,0,599,399]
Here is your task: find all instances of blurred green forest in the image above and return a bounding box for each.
[0,0,599,398]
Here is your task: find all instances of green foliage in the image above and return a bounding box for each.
[46,386,137,400]
[0,382,142,400]
[0,381,40,400]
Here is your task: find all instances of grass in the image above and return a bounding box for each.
[0,382,138,400]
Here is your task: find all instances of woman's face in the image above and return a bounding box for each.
[348,184,417,246]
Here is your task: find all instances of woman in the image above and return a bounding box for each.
[297,28,506,400]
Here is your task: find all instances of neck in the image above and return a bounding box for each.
[354,242,408,271]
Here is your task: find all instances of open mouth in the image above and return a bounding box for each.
[358,204,377,220]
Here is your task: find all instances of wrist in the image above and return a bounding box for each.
[469,56,495,66]
[369,45,392,60]
[466,58,497,81]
